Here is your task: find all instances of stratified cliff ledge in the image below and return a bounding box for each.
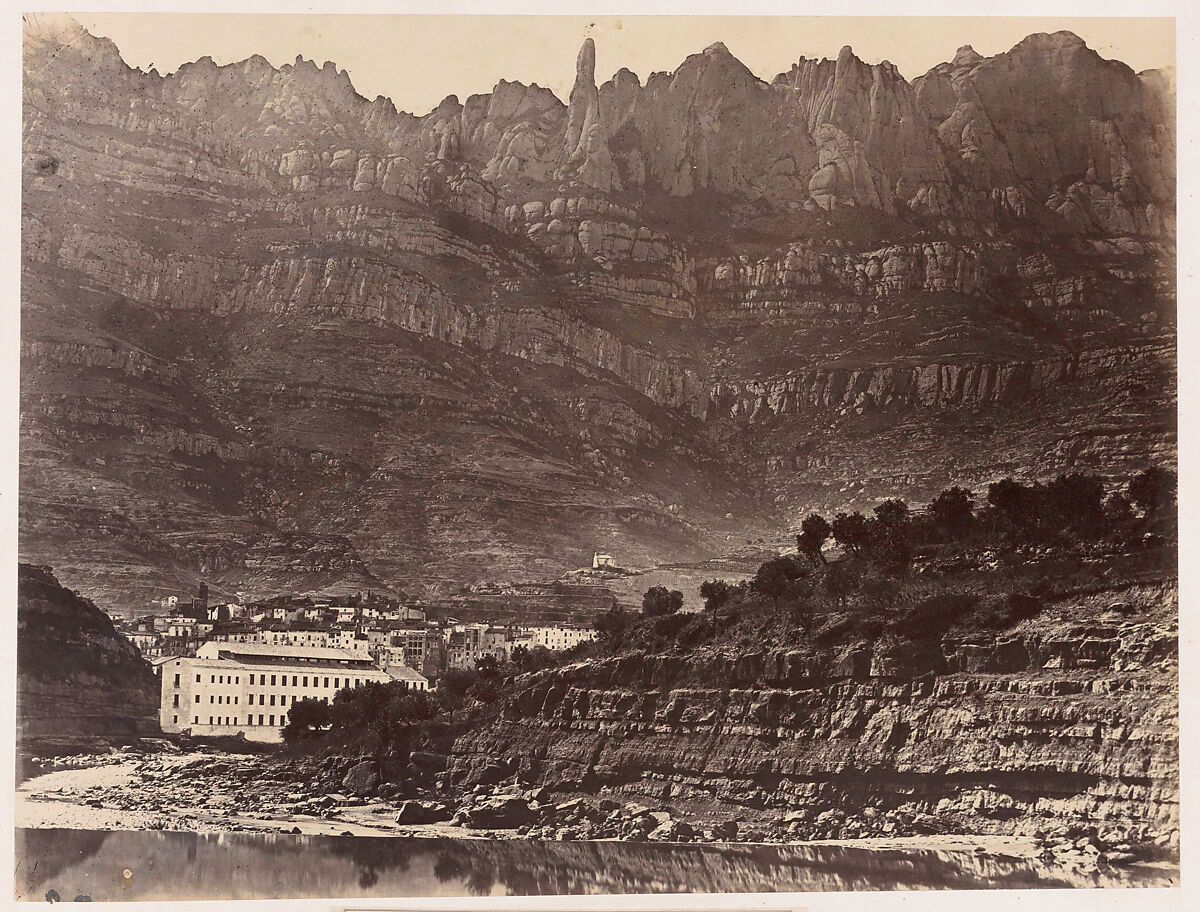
[445,583,1178,838]
[20,17,1175,605]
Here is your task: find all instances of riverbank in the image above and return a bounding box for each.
[14,747,1179,888]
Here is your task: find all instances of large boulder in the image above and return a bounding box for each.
[341,760,379,796]
[395,799,453,825]
[711,819,739,840]
[464,795,534,829]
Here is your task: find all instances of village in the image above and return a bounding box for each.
[115,567,601,743]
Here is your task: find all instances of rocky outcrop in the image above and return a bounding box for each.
[445,605,1177,835]
[558,39,620,193]
[773,46,952,213]
[600,42,816,202]
[16,564,160,745]
[705,341,1171,421]
[913,32,1174,235]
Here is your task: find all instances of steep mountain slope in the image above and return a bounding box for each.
[20,18,1175,608]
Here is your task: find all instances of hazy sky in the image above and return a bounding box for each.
[62,14,1175,116]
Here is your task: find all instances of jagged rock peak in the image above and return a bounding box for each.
[559,37,620,192]
[577,36,597,82]
[1016,30,1089,50]
[952,45,984,67]
[609,66,641,89]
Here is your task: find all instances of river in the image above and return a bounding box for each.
[15,828,1178,901]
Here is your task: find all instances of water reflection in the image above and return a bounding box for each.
[14,829,1175,902]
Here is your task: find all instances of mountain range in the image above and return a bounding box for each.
[20,17,1176,609]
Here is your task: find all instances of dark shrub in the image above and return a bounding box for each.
[654,612,692,639]
[1006,593,1042,621]
[898,593,977,639]
[674,614,715,648]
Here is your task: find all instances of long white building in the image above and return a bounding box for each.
[158,642,423,743]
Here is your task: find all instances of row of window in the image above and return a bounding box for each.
[179,714,284,727]
[174,672,370,689]
[247,693,327,706]
[174,692,338,708]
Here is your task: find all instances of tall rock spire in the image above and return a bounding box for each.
[558,38,620,192]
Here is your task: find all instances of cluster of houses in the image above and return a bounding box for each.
[119,584,597,743]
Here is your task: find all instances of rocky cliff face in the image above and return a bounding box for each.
[446,583,1177,836]
[20,17,1175,607]
[16,564,160,747]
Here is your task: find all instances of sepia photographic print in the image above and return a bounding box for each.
[11,4,1182,904]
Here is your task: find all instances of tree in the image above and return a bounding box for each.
[526,644,556,670]
[987,478,1046,533]
[865,519,915,575]
[699,579,732,612]
[438,668,481,709]
[384,691,436,725]
[476,654,501,678]
[873,499,910,528]
[797,514,832,564]
[331,680,392,730]
[281,697,331,742]
[930,487,975,537]
[595,604,630,639]
[1045,473,1106,532]
[988,477,1026,520]
[860,576,902,612]
[642,586,683,617]
[1128,467,1177,519]
[1104,492,1134,525]
[831,511,871,556]
[510,644,531,668]
[753,556,805,610]
[822,561,858,611]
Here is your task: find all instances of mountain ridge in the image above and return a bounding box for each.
[20,19,1175,610]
